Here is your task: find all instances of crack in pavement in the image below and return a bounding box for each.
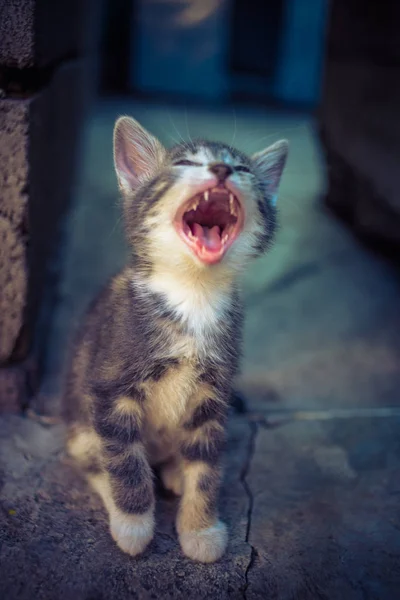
[236,404,400,597]
[240,420,258,600]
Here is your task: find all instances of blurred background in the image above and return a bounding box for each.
[1,1,400,596]
[1,0,400,415]
[100,0,326,106]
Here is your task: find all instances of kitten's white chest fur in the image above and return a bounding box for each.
[145,269,232,359]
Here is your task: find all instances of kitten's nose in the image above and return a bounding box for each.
[209,162,233,182]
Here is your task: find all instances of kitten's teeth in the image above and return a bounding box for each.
[222,233,228,244]
[191,197,200,211]
[229,194,236,215]
[204,190,209,202]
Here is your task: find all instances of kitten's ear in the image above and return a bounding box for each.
[252,140,289,206]
[113,116,166,193]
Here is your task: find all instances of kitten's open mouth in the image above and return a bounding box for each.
[174,186,244,264]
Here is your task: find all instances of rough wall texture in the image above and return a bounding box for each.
[0,0,35,68]
[0,0,100,412]
[0,212,27,363]
[318,1,400,252]
[0,0,91,68]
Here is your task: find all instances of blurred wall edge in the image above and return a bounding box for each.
[319,0,400,255]
[0,0,103,413]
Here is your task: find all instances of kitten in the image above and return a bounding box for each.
[63,116,288,563]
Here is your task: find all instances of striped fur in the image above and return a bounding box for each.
[63,117,288,562]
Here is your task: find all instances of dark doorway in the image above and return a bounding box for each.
[229,0,286,81]
[99,0,134,93]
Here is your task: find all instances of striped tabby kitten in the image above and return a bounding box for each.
[64,116,288,563]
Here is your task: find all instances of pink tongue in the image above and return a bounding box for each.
[193,223,221,250]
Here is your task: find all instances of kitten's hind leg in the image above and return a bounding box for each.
[67,426,102,473]
[159,456,184,496]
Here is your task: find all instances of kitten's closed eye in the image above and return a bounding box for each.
[235,165,250,173]
[173,160,203,167]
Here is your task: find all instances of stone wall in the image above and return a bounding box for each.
[0,0,100,412]
[318,1,400,254]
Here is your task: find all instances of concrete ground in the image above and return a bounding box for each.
[1,99,400,599]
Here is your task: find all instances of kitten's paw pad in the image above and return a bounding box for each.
[179,520,228,563]
[110,511,154,556]
[161,464,183,496]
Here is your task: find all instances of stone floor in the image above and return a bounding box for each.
[1,99,400,599]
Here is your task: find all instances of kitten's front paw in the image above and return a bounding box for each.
[179,520,228,563]
[110,509,154,556]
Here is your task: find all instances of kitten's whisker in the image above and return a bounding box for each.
[240,122,309,151]
[184,106,194,145]
[107,214,124,240]
[167,112,186,145]
[151,119,181,147]
[230,108,237,150]
[168,134,185,146]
